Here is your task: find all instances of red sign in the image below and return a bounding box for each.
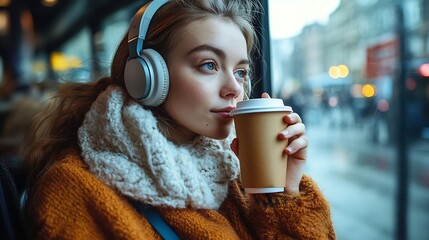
[365,38,399,80]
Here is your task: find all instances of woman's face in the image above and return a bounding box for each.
[164,16,248,141]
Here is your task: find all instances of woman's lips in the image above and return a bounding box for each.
[216,111,233,118]
[212,106,235,119]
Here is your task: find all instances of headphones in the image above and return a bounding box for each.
[124,0,252,104]
[124,0,170,106]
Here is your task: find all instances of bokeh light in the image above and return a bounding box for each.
[329,66,340,79]
[377,99,390,112]
[338,64,349,78]
[361,84,376,97]
[418,63,429,77]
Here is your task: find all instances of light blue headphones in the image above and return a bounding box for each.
[124,0,252,104]
[124,0,170,106]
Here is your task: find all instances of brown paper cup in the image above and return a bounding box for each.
[231,98,292,194]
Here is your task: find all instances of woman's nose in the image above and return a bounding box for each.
[220,73,242,99]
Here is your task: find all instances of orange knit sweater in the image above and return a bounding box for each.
[26,152,336,239]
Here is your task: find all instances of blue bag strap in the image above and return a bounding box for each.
[128,199,180,240]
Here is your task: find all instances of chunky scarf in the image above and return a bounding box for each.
[78,86,240,209]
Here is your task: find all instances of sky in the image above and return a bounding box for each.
[268,0,341,39]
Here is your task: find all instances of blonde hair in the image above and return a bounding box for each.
[25,0,260,189]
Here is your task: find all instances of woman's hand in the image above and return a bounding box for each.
[230,92,308,194]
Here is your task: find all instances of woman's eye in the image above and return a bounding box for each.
[234,69,248,80]
[200,61,218,72]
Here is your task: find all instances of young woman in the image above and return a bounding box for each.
[24,0,335,239]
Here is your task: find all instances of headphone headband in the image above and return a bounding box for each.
[128,0,170,58]
[124,0,171,106]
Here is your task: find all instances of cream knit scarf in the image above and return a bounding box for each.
[78,86,240,210]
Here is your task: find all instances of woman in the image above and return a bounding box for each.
[24,0,335,239]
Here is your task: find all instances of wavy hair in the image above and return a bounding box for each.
[24,0,260,191]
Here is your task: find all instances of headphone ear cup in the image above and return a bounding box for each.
[124,57,151,100]
[124,49,169,106]
[140,49,169,106]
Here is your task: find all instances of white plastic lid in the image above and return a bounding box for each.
[231,98,292,116]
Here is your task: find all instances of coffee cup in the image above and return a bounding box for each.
[231,98,292,194]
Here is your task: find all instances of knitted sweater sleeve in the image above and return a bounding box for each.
[219,175,336,240]
[25,154,161,240]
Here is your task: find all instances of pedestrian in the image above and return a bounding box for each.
[24,0,335,239]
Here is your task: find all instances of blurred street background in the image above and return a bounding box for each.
[269,1,429,239]
[306,109,429,240]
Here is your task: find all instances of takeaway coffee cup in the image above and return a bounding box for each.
[230,98,292,194]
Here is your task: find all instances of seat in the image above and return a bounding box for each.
[0,161,28,240]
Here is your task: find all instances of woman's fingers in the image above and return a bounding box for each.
[276,112,308,159]
[283,112,302,124]
[278,122,305,140]
[261,92,271,98]
[285,134,308,157]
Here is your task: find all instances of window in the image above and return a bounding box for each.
[268,1,429,239]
